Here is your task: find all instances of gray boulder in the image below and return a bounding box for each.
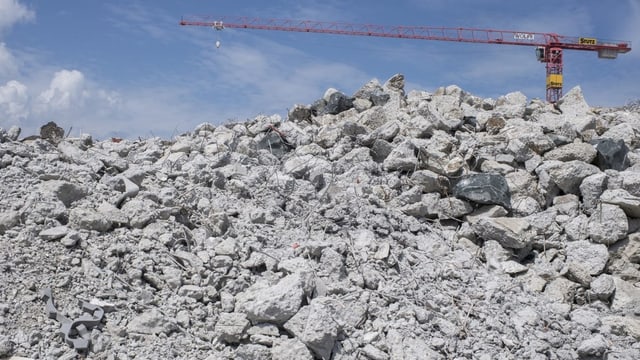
[591,138,630,171]
[324,91,354,115]
[283,297,341,360]
[271,338,314,360]
[69,208,112,232]
[127,309,177,335]
[611,276,640,313]
[600,189,640,218]
[543,141,596,163]
[452,173,511,209]
[473,217,534,249]
[588,204,628,245]
[235,272,308,325]
[579,173,607,211]
[565,240,609,276]
[540,160,600,194]
[383,140,417,172]
[0,211,20,234]
[39,180,87,208]
[215,312,251,343]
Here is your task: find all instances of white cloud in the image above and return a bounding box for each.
[0,79,28,125]
[0,42,17,76]
[199,39,370,115]
[0,0,34,33]
[36,69,88,112]
[624,0,640,59]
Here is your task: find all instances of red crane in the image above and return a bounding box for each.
[180,16,632,103]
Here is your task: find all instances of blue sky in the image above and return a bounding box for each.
[0,0,638,139]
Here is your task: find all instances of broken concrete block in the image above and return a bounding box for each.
[473,217,534,249]
[587,204,628,245]
[127,309,177,335]
[565,240,609,276]
[543,141,596,163]
[600,188,640,218]
[39,226,69,241]
[383,140,417,172]
[215,312,251,343]
[541,160,600,195]
[283,297,341,360]
[235,273,307,325]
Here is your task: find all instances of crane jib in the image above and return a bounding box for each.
[180,16,632,103]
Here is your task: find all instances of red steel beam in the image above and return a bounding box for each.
[180,16,631,54]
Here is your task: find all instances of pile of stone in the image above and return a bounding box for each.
[1,74,640,359]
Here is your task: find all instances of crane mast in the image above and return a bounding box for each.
[180,16,632,103]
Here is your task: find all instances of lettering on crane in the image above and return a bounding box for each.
[514,33,535,40]
[579,37,597,45]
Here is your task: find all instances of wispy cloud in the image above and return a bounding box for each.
[0,0,34,33]
[623,0,640,59]
[105,2,179,42]
[196,36,371,114]
[0,41,17,76]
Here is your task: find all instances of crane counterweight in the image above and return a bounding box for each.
[180,15,631,102]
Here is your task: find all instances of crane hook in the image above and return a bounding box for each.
[215,40,221,48]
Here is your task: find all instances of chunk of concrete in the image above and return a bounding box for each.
[215,312,251,343]
[565,240,609,276]
[588,204,628,245]
[473,217,534,249]
[235,272,307,325]
[283,297,340,360]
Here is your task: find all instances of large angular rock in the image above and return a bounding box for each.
[288,104,312,122]
[543,141,596,163]
[383,140,417,172]
[576,334,608,358]
[257,131,293,159]
[452,173,511,209]
[69,208,112,232]
[39,226,69,241]
[235,272,308,325]
[283,297,341,360]
[127,309,177,335]
[411,170,445,194]
[600,189,640,218]
[602,316,640,340]
[39,180,87,208]
[40,121,65,144]
[215,312,251,343]
[579,173,607,211]
[588,274,616,301]
[621,170,640,197]
[587,204,628,245]
[386,329,442,360]
[557,86,596,132]
[121,198,157,229]
[271,338,314,360]
[473,217,534,249]
[322,91,354,115]
[591,138,630,171]
[540,160,600,194]
[543,277,579,303]
[0,211,20,234]
[565,240,609,276]
[611,276,640,313]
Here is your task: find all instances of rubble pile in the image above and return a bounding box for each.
[1,74,640,359]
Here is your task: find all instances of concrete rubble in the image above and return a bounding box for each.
[1,75,640,359]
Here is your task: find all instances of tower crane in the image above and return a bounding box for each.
[180,16,631,103]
